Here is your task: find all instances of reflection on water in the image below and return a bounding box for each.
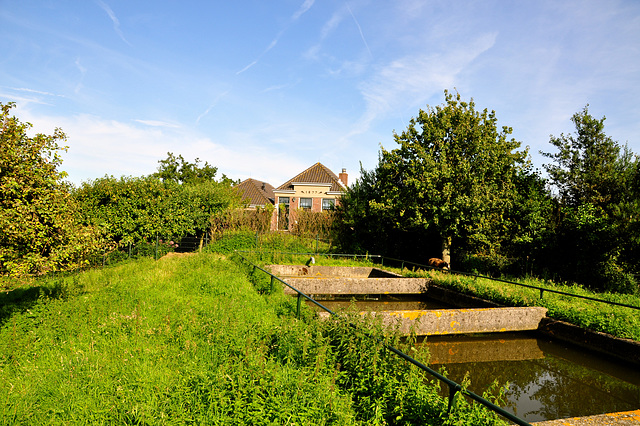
[422,333,640,423]
[307,294,454,311]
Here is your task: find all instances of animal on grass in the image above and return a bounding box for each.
[428,258,449,270]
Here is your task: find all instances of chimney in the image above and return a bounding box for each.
[339,168,348,187]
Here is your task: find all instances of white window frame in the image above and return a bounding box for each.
[299,197,312,210]
[322,198,335,211]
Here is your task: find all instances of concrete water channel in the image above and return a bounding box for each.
[269,264,640,424]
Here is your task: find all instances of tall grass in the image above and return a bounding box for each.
[1,253,507,425]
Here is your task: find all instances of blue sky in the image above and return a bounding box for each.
[2,0,639,187]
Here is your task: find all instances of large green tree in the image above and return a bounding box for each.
[153,152,237,186]
[370,91,529,265]
[542,105,633,211]
[0,102,104,275]
[541,106,639,292]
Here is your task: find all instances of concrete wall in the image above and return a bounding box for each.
[268,265,401,278]
[318,307,548,336]
[282,277,429,295]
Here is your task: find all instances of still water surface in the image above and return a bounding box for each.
[423,333,640,423]
[308,295,640,422]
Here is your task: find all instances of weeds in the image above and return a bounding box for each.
[0,253,508,425]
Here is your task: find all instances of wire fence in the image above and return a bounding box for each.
[241,249,640,312]
[101,234,209,265]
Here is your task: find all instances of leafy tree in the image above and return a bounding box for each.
[0,102,104,275]
[367,91,529,265]
[541,106,639,292]
[542,105,632,211]
[153,152,237,185]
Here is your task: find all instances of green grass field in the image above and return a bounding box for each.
[0,252,506,425]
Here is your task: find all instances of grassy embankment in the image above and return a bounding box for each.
[224,232,640,343]
[0,248,507,425]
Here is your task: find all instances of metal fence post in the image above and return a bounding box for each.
[155,233,159,260]
[296,293,302,319]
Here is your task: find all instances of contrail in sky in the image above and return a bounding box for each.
[237,0,315,74]
[345,2,372,59]
[96,0,131,46]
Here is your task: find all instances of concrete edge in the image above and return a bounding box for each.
[537,317,640,367]
[531,409,640,425]
[427,284,640,367]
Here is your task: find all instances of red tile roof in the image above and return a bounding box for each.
[234,178,275,207]
[276,162,346,192]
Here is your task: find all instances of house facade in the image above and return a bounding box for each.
[233,163,348,231]
[272,163,348,230]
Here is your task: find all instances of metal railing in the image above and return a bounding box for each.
[239,250,640,311]
[234,251,532,426]
[382,256,640,311]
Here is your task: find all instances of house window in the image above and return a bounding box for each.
[299,198,312,210]
[322,199,335,211]
[278,197,290,206]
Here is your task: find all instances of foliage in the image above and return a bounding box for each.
[0,254,507,425]
[335,91,533,266]
[540,106,639,293]
[153,151,237,185]
[292,209,335,240]
[74,175,239,250]
[210,205,275,236]
[542,106,633,210]
[0,102,106,276]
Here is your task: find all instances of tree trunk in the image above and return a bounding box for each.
[441,236,452,267]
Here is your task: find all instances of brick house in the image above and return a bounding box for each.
[272,162,348,231]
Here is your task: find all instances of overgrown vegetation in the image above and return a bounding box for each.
[334,92,639,294]
[0,254,507,425]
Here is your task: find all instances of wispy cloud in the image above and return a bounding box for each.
[353,32,498,135]
[6,87,65,98]
[292,0,315,21]
[236,60,258,75]
[96,0,131,46]
[134,119,180,128]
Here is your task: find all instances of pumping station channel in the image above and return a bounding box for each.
[268,263,640,425]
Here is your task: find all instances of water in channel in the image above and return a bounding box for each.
[308,295,640,423]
